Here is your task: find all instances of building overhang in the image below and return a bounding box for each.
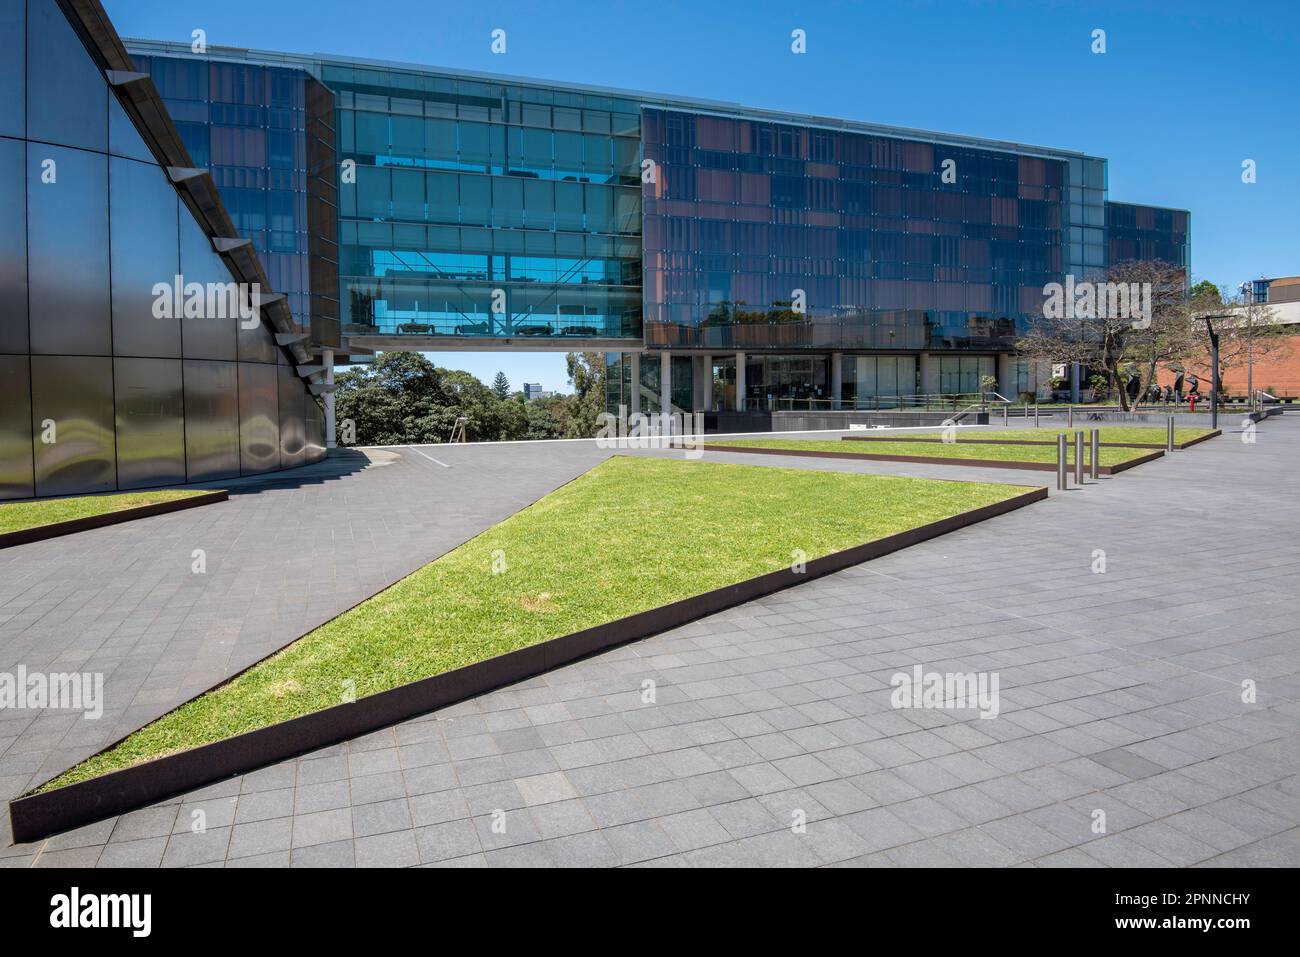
[342,336,646,354]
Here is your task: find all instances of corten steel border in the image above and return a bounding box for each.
[9,485,1046,843]
[700,443,1164,475]
[0,491,228,550]
[841,429,1221,451]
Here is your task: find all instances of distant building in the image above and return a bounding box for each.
[523,383,546,400]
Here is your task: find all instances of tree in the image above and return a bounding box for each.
[562,352,607,438]
[1016,260,1196,411]
[491,370,511,399]
[333,353,539,445]
[1189,279,1223,305]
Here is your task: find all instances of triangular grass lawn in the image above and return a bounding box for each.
[41,455,1024,789]
[0,489,207,535]
[711,438,1152,466]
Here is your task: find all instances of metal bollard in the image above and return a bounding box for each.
[1067,405,1073,428]
[1034,402,1040,427]
[1167,415,1175,452]
[1090,428,1100,480]
[1075,430,1084,485]
[1003,404,1008,426]
[1057,433,1068,490]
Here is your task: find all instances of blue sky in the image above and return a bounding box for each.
[106,0,1300,392]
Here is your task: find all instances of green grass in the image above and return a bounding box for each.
[895,426,1215,445]
[40,455,1025,789]
[0,489,208,536]
[712,438,1152,466]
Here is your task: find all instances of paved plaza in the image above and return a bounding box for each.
[2,416,1298,867]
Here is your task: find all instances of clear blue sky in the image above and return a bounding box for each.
[106,0,1300,392]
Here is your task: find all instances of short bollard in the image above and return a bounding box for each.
[1002,404,1008,426]
[1057,434,1068,490]
[1075,430,1084,485]
[1090,428,1100,480]
[1167,415,1175,452]
[1034,402,1040,427]
[1067,405,1073,428]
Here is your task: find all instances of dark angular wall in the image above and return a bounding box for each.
[0,0,326,501]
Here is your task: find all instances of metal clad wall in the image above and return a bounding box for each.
[304,395,326,462]
[0,3,334,500]
[110,156,181,358]
[0,0,24,139]
[278,362,306,469]
[238,362,281,474]
[113,357,186,488]
[27,0,106,152]
[179,214,237,360]
[237,314,278,364]
[27,144,111,355]
[30,355,116,496]
[0,137,27,354]
[0,356,34,500]
[183,359,241,481]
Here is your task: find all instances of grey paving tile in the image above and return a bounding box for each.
[355,830,420,868]
[292,808,353,849]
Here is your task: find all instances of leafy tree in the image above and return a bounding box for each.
[491,370,511,399]
[335,353,542,445]
[563,352,607,438]
[1189,279,1223,305]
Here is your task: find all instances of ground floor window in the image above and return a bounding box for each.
[938,355,996,395]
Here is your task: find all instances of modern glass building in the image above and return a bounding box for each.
[112,27,1189,423]
[126,37,1190,418]
[0,1,327,501]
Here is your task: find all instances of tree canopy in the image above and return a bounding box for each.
[333,352,604,446]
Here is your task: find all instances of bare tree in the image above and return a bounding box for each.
[1016,260,1193,411]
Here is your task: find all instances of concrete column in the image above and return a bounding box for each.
[735,351,746,412]
[830,352,843,409]
[919,351,939,395]
[629,351,641,414]
[323,349,336,450]
[660,350,672,416]
[997,353,1014,400]
[702,354,712,411]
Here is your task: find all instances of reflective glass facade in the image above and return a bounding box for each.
[0,1,325,500]
[325,66,643,339]
[1106,201,1191,271]
[643,108,1072,353]
[119,38,1184,416]
[132,54,340,347]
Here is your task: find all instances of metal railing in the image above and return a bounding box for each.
[761,392,1013,414]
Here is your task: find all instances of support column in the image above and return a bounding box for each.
[629,351,641,414]
[660,350,672,417]
[323,349,336,450]
[919,351,939,395]
[702,354,712,411]
[831,352,843,410]
[997,353,1014,400]
[735,351,746,412]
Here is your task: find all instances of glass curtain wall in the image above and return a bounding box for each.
[328,68,644,340]
[641,108,1071,353]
